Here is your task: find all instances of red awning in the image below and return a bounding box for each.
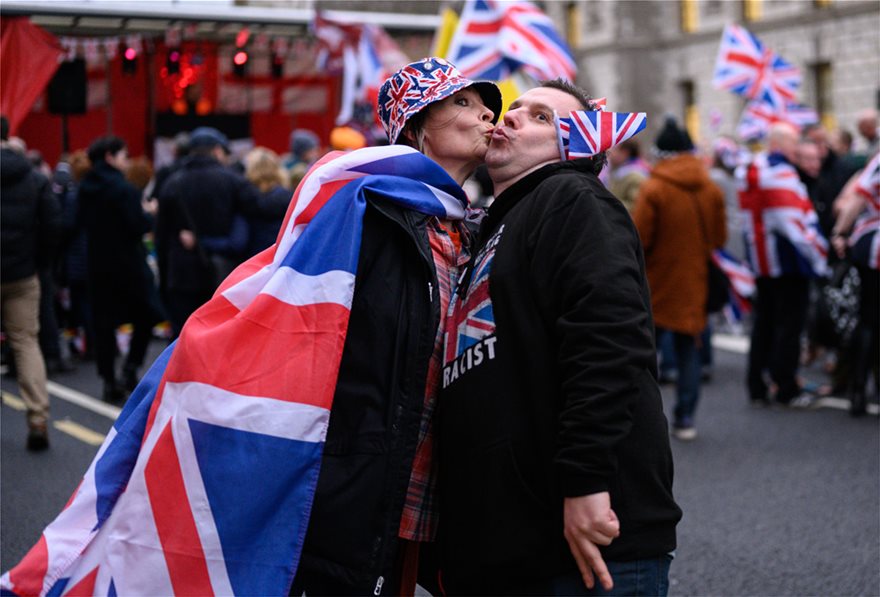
[1,17,62,134]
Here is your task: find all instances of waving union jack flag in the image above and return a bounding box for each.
[313,15,408,125]
[555,110,648,160]
[712,24,801,111]
[0,146,467,597]
[736,98,819,141]
[446,0,576,82]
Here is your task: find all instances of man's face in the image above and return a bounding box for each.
[485,87,583,190]
[796,142,821,178]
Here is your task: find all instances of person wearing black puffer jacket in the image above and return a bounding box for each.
[439,81,680,596]
[0,116,62,450]
[78,136,165,401]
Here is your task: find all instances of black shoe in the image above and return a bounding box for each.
[849,392,867,417]
[26,423,50,451]
[46,357,76,375]
[122,366,139,393]
[103,380,127,403]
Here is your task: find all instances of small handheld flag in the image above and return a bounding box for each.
[555,110,648,159]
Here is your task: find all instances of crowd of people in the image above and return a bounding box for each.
[1,56,878,595]
[1,118,358,409]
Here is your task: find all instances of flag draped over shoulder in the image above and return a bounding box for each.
[446,0,576,82]
[849,153,880,269]
[555,110,647,160]
[1,146,467,597]
[737,155,828,278]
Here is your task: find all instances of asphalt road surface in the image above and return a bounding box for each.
[2,336,878,596]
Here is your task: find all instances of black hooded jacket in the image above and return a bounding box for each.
[1,147,61,283]
[438,159,681,592]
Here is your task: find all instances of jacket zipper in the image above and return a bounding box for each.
[373,576,384,595]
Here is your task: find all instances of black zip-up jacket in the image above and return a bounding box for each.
[156,154,258,292]
[438,160,681,593]
[1,148,61,283]
[292,195,442,595]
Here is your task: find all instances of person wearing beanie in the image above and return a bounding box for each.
[633,117,727,441]
[283,128,321,189]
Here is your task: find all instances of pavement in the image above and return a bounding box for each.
[2,333,878,596]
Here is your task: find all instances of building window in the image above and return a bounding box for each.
[743,0,762,22]
[567,1,581,49]
[813,62,835,130]
[680,80,700,142]
[681,0,698,33]
[704,0,722,16]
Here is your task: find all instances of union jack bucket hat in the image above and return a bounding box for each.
[378,57,502,145]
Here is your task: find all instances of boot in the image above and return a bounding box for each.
[122,364,139,393]
[102,378,127,403]
[26,422,50,451]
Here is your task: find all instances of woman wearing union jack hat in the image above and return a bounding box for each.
[290,58,501,596]
[0,60,502,597]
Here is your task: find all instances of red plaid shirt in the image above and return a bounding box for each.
[398,218,469,541]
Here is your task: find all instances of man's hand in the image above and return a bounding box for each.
[179,229,197,250]
[563,492,620,591]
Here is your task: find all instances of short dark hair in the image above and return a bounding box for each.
[539,79,606,174]
[0,115,9,141]
[87,136,126,164]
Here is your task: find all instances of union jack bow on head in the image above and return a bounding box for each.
[712,24,801,111]
[555,110,648,161]
[446,0,576,82]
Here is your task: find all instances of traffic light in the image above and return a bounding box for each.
[166,48,181,75]
[122,46,137,75]
[233,49,248,78]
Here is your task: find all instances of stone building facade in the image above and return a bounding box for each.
[561,0,880,148]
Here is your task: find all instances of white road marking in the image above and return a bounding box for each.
[47,380,121,420]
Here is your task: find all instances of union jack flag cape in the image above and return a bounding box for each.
[446,0,576,82]
[712,24,801,111]
[849,153,880,269]
[0,146,467,597]
[555,110,647,161]
[736,99,818,141]
[737,153,828,278]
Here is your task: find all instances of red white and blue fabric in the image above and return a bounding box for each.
[313,15,407,125]
[0,146,467,597]
[736,98,818,141]
[377,57,477,145]
[849,153,880,269]
[737,154,828,279]
[446,0,576,82]
[713,248,756,321]
[555,110,648,160]
[712,24,801,111]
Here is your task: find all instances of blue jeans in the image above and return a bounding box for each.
[527,554,673,596]
[657,328,701,424]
